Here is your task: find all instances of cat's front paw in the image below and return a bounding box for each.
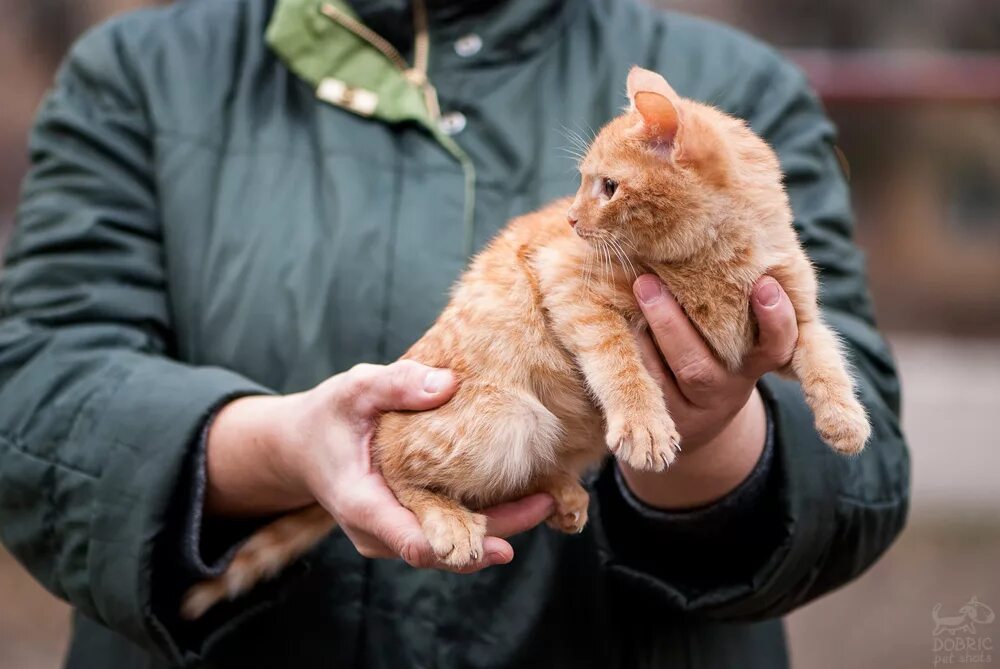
[606,409,680,472]
[815,395,871,454]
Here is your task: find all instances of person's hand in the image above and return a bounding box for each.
[205,361,555,573]
[622,274,799,508]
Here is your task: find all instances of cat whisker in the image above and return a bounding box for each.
[609,237,639,281]
[616,238,639,280]
[582,248,595,294]
[594,240,604,284]
[557,148,586,161]
[601,240,613,284]
[557,125,591,154]
[556,146,587,166]
[616,234,643,259]
[610,242,628,274]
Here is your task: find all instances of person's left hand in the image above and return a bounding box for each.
[622,273,799,508]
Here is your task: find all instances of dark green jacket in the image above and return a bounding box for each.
[0,0,909,667]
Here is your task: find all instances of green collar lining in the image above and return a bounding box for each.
[266,0,477,251]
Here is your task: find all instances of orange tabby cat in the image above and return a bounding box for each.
[181,66,869,619]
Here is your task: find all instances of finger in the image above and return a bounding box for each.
[632,327,671,390]
[352,528,513,572]
[336,477,438,566]
[634,329,690,411]
[345,360,457,415]
[346,528,398,560]
[347,481,511,571]
[482,493,555,538]
[745,276,799,377]
[457,537,515,572]
[633,274,725,405]
[349,518,514,571]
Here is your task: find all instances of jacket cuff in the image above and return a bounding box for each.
[86,362,273,661]
[593,391,784,602]
[589,374,840,618]
[180,409,273,579]
[610,404,775,530]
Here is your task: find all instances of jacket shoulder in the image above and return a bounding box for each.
[595,0,806,119]
[59,0,277,133]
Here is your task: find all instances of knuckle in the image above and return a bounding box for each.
[344,499,375,527]
[355,543,379,559]
[336,364,380,409]
[763,332,798,370]
[385,362,416,402]
[675,358,717,390]
[346,364,378,393]
[399,541,425,568]
[777,341,798,366]
[646,308,678,335]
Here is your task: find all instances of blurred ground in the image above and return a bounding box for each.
[1,333,997,669]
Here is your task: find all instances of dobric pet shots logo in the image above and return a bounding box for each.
[933,596,995,666]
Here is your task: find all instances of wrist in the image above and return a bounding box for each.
[205,393,313,516]
[618,388,767,509]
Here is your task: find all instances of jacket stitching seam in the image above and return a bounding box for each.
[0,433,100,480]
[836,494,907,510]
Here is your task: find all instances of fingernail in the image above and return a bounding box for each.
[756,280,780,308]
[487,551,510,565]
[635,276,663,305]
[423,370,451,394]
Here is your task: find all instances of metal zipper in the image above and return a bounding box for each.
[319,0,473,254]
[319,1,441,120]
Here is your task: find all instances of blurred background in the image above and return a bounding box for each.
[1,1,998,667]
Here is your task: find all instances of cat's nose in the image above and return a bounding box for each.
[567,216,578,228]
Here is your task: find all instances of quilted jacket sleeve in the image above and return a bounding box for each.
[592,49,911,620]
[0,22,270,658]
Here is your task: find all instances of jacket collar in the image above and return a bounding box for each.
[345,0,507,56]
[271,0,578,74]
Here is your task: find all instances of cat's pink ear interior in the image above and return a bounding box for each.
[633,91,679,146]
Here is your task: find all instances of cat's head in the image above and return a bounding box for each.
[567,66,788,263]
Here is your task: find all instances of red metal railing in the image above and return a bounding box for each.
[786,49,1000,105]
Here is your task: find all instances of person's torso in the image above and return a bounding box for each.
[68,1,790,666]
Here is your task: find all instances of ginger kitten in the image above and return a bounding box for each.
[181,66,869,619]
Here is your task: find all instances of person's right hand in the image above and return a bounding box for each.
[204,361,555,573]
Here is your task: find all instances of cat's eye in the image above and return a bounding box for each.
[602,178,618,198]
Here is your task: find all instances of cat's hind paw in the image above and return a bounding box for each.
[815,395,870,454]
[544,480,590,534]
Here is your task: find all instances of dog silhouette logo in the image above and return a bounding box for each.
[932,596,996,636]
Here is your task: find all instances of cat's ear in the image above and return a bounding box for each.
[627,67,681,151]
[626,66,679,109]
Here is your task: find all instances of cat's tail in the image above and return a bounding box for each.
[180,504,337,620]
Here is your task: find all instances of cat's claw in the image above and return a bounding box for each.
[421,509,487,569]
[545,482,590,534]
[607,413,679,472]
